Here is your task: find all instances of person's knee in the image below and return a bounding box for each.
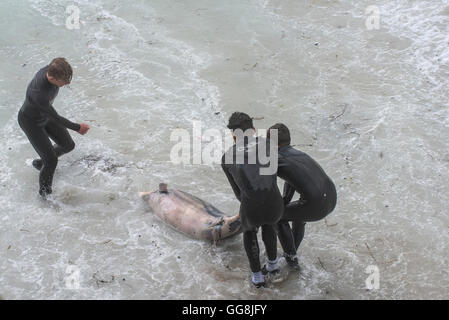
[42,154,58,169]
[62,140,75,153]
[315,208,332,221]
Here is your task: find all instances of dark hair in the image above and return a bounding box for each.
[48,57,73,83]
[267,123,291,147]
[227,112,254,132]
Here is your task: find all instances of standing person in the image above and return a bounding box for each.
[267,123,337,267]
[18,58,90,198]
[221,112,283,288]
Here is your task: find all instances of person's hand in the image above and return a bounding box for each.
[78,123,90,135]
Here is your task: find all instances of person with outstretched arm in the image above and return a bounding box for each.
[18,58,90,198]
[267,123,337,268]
[221,112,283,288]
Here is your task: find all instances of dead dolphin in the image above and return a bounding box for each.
[139,183,241,242]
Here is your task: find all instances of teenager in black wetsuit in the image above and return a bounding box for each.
[221,112,283,288]
[267,123,337,266]
[18,58,90,197]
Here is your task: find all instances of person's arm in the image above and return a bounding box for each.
[283,181,295,205]
[35,94,81,131]
[221,163,242,202]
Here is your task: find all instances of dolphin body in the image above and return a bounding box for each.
[139,184,242,242]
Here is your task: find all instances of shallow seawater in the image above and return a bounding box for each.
[0,0,448,299]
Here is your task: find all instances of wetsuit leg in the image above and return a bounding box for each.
[278,200,326,253]
[44,120,76,156]
[292,221,306,251]
[261,224,277,261]
[32,121,76,170]
[18,112,58,195]
[277,170,337,254]
[240,193,283,273]
[276,220,296,256]
[325,182,338,215]
[243,229,260,273]
[284,199,334,221]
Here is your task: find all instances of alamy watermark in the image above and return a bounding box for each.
[66,5,80,30]
[169,121,279,175]
[65,265,80,289]
[365,5,380,30]
[365,265,380,290]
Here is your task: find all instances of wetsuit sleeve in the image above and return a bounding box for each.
[221,163,242,202]
[35,95,81,131]
[283,181,295,205]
